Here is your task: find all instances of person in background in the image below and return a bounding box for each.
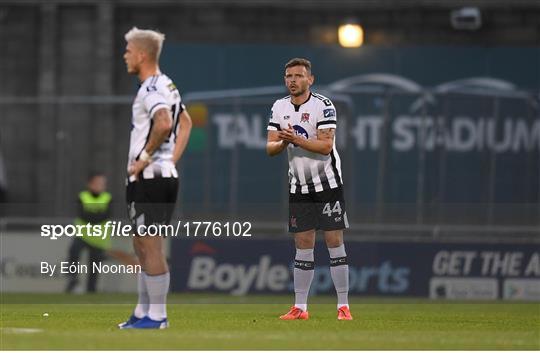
[65,172,112,293]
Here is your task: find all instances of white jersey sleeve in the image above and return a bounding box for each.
[143,85,170,119]
[267,101,282,131]
[315,97,337,130]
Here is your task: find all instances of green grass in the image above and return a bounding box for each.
[1,293,539,350]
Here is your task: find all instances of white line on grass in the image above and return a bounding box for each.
[1,327,44,334]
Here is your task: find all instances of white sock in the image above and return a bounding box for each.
[329,244,349,309]
[144,272,170,321]
[294,248,314,312]
[133,272,148,318]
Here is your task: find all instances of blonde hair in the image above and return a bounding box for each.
[124,27,165,62]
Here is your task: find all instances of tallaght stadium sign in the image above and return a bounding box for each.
[187,74,538,154]
[212,113,539,153]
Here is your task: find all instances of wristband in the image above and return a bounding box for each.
[140,150,152,162]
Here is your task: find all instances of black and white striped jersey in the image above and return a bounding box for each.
[128,73,184,179]
[267,92,343,194]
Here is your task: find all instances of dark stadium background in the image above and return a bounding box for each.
[0,0,538,300]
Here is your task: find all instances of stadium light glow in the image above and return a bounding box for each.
[338,23,363,48]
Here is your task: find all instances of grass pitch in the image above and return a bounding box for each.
[1,293,539,350]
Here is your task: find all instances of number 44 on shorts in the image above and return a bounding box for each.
[322,201,342,217]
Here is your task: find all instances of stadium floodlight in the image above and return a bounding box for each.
[338,22,363,48]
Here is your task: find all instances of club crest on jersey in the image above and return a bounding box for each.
[301,113,310,123]
[283,115,290,120]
